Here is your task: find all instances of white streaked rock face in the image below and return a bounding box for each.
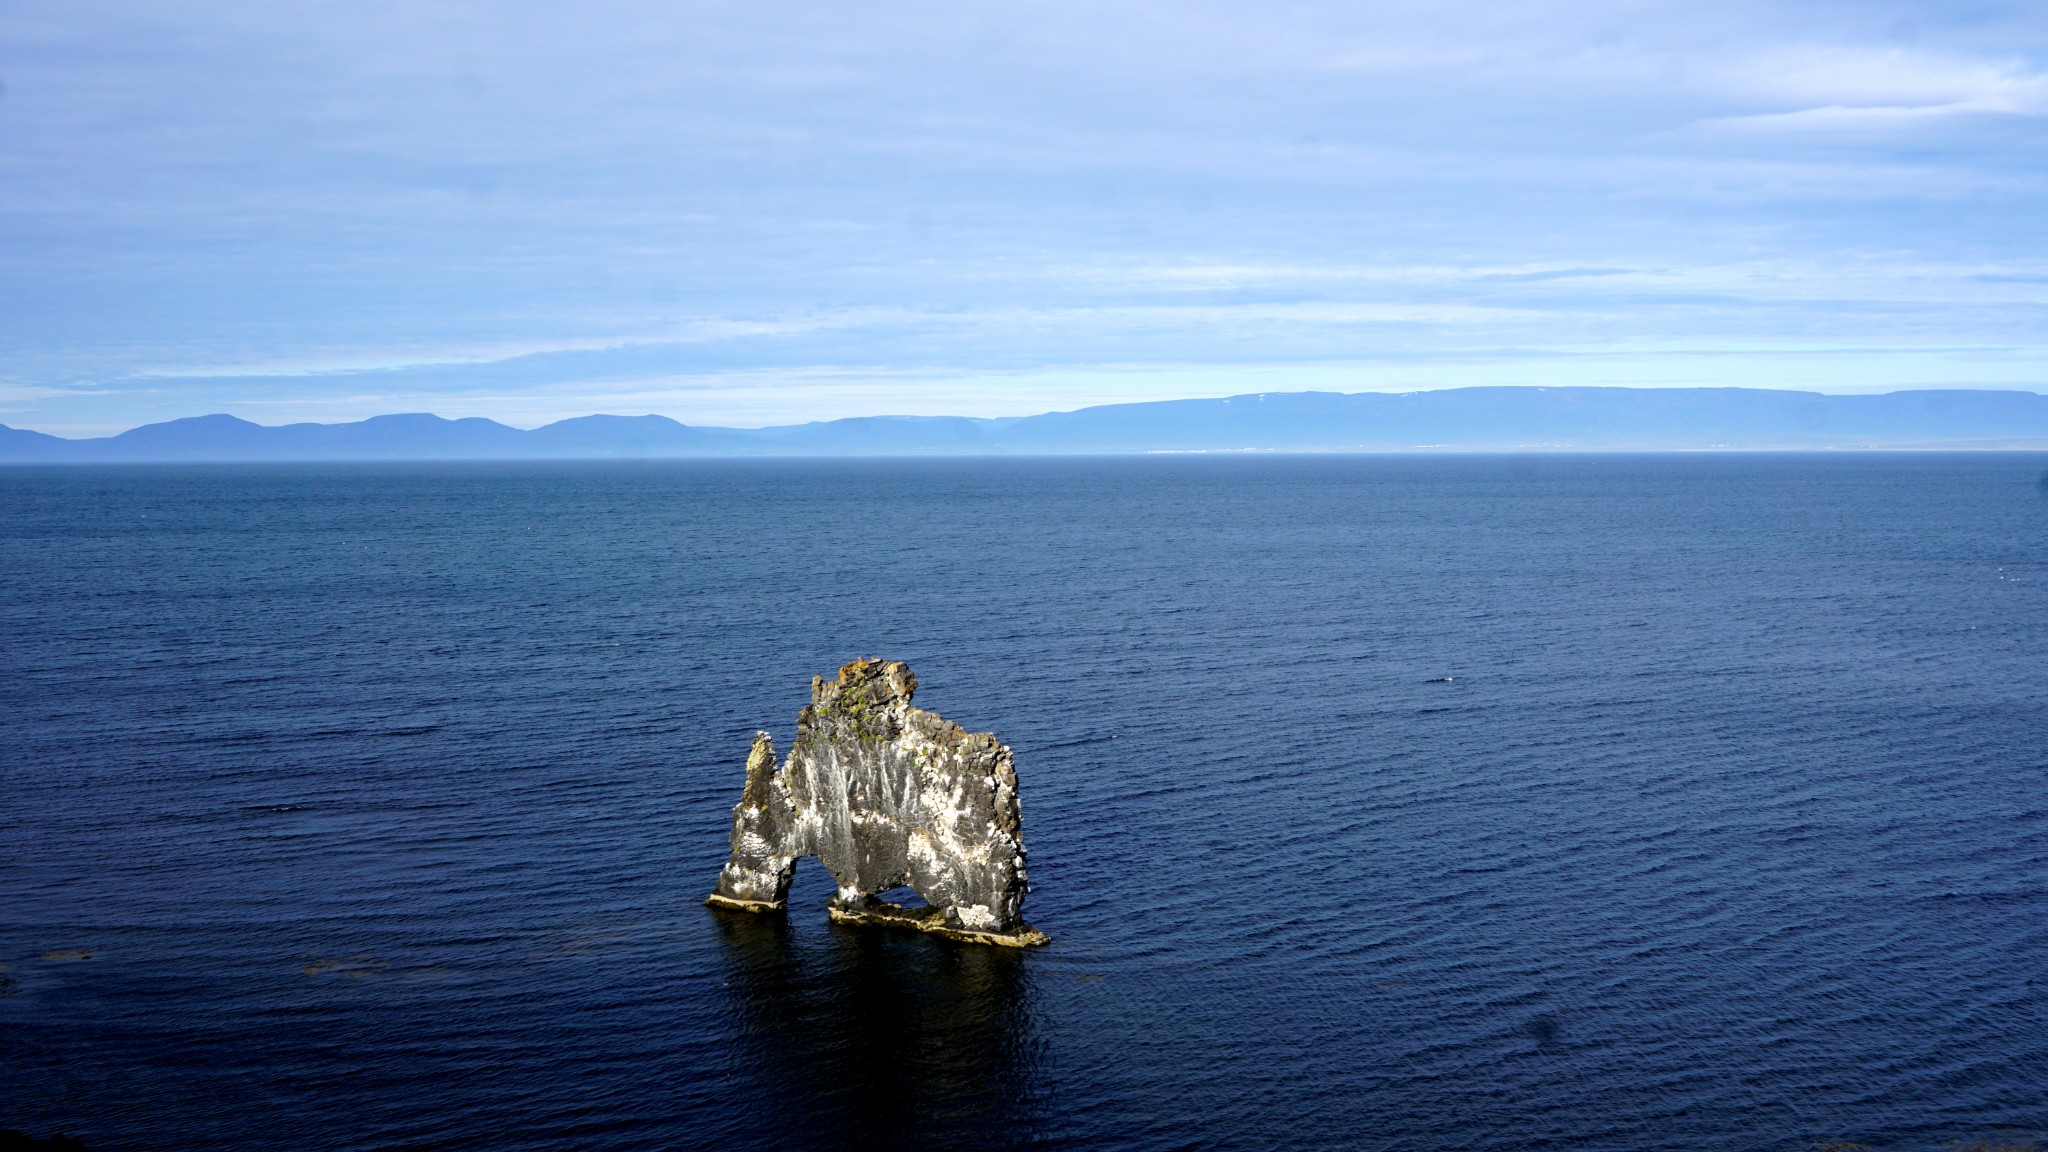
[707,659,1045,947]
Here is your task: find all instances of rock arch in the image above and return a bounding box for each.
[706,659,1047,947]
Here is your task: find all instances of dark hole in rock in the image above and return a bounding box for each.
[785,857,840,908]
[874,885,928,909]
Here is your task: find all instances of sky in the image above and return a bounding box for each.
[2,1,2047,435]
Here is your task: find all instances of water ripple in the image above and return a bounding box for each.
[2,455,2045,1152]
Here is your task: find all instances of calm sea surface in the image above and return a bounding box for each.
[3,455,2045,1152]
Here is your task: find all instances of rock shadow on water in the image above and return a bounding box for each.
[709,904,1045,1150]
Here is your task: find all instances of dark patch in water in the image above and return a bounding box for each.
[0,1131,93,1151]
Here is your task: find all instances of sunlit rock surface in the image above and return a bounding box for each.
[707,659,1047,947]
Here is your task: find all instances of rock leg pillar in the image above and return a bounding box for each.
[706,733,797,911]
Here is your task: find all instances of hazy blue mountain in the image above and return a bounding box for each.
[0,413,532,462]
[520,414,757,456]
[6,388,2048,462]
[0,424,76,460]
[973,388,2048,453]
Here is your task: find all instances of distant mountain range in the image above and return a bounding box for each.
[6,387,2048,461]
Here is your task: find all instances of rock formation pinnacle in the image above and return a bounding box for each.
[706,659,1047,947]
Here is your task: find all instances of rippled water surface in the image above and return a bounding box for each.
[3,455,2046,1152]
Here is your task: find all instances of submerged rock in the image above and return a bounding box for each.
[707,659,1047,947]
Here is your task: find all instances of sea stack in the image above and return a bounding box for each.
[706,659,1047,947]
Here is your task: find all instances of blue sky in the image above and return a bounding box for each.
[3,0,2046,435]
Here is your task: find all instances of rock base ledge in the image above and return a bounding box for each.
[825,899,1050,948]
[704,893,786,914]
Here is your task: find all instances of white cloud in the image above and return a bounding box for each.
[1696,46,2048,130]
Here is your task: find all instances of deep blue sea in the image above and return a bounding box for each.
[3,455,2046,1152]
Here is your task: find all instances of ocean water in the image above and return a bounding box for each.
[2,454,2045,1152]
